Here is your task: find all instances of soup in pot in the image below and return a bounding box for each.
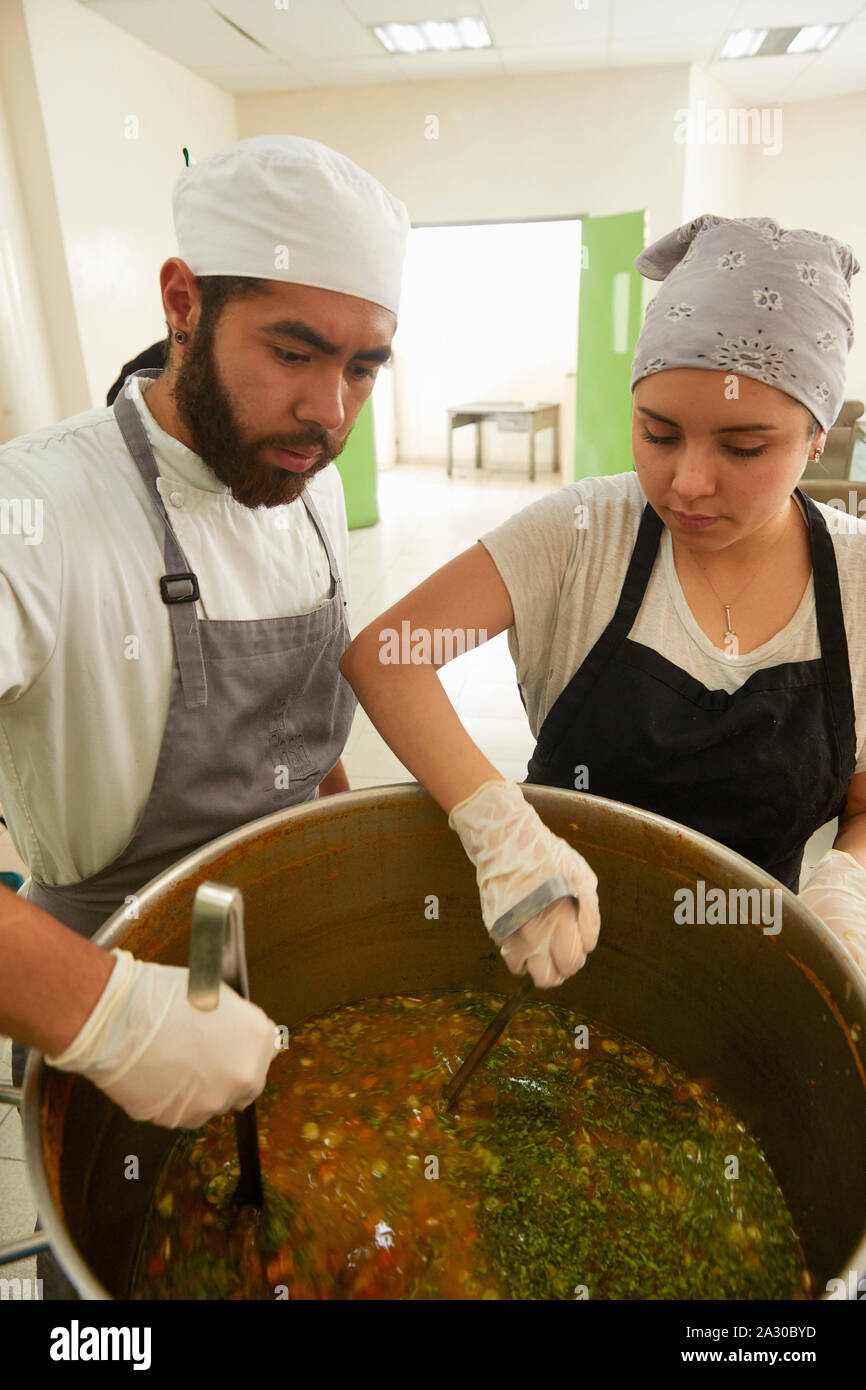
[132,991,810,1300]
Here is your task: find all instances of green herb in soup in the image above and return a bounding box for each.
[132,992,811,1300]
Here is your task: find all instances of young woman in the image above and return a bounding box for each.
[341,215,866,989]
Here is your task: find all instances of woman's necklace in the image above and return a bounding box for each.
[676,500,798,644]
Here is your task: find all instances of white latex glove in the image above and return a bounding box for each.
[46,949,278,1128]
[448,779,601,989]
[799,848,866,977]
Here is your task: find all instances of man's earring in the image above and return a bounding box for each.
[174,330,186,344]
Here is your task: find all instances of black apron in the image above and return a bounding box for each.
[525,487,857,893]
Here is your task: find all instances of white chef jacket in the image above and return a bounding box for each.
[0,373,351,886]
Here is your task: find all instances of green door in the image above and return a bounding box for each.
[334,398,378,529]
[574,211,648,480]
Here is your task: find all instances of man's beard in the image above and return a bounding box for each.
[170,325,339,509]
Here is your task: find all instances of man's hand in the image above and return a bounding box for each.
[47,950,278,1128]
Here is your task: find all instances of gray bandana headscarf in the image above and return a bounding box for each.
[630,214,860,432]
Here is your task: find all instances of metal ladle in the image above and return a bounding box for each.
[442,874,579,1111]
[187,880,264,1207]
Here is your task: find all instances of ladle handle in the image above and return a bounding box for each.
[188,881,251,1007]
[187,881,263,1207]
[442,875,581,1112]
[442,972,534,1112]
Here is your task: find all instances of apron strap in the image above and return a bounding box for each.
[793,486,858,795]
[609,499,665,633]
[113,370,207,708]
[549,498,664,724]
[114,370,350,706]
[299,487,346,606]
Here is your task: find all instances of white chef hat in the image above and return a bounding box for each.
[172,135,409,316]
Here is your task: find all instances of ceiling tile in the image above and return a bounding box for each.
[611,33,721,64]
[83,0,271,66]
[239,55,408,89]
[394,47,506,79]
[215,0,383,59]
[730,0,862,25]
[612,0,740,38]
[191,63,308,94]
[481,0,610,46]
[499,44,610,75]
[345,0,486,20]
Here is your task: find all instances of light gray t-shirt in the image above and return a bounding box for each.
[480,470,866,775]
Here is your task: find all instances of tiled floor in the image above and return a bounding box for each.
[0,455,838,1292]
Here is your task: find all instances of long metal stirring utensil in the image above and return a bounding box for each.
[442,874,580,1112]
[187,880,264,1207]
[442,972,534,1111]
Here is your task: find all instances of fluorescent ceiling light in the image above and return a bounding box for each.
[373,17,492,55]
[721,22,841,59]
[721,28,768,59]
[374,23,424,53]
[420,21,463,50]
[786,24,840,53]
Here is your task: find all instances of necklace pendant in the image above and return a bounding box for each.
[723,604,735,642]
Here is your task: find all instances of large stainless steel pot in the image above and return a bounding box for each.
[8,785,866,1299]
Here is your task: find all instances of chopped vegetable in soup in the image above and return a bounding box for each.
[133,992,811,1300]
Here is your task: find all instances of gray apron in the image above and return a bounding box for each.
[14,366,356,1082]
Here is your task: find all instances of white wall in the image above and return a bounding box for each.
[0,0,82,437]
[680,70,866,403]
[681,66,752,223]
[0,0,237,436]
[739,89,866,406]
[239,66,691,237]
[0,59,60,441]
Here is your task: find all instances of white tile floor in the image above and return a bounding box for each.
[0,455,837,1291]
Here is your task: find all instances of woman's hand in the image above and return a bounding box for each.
[448,779,601,988]
[799,848,866,975]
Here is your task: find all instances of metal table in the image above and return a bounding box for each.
[446,401,560,481]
